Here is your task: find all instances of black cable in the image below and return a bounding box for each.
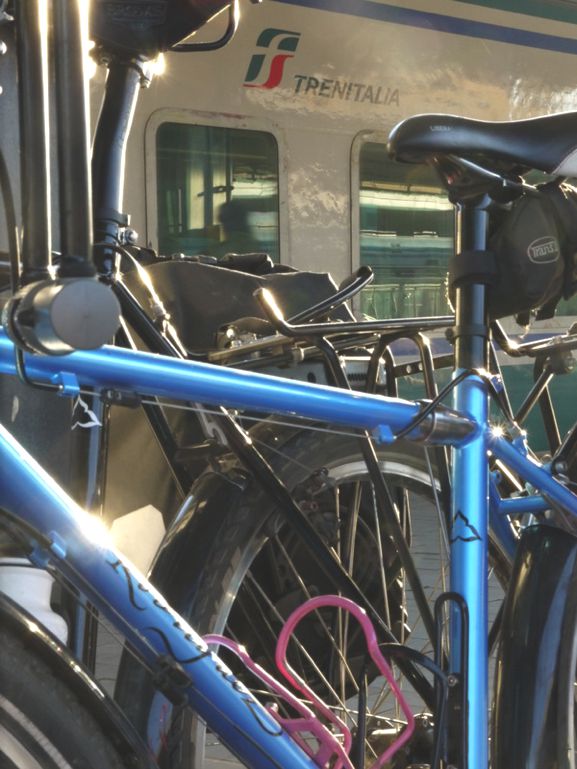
[350,656,368,769]
[0,146,20,291]
[14,347,59,392]
[94,240,193,355]
[394,366,519,442]
[394,369,472,440]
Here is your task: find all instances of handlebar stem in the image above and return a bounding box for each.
[91,57,145,274]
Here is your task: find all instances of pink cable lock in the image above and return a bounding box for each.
[203,633,353,769]
[205,594,415,769]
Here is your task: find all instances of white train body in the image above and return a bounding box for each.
[116,0,577,297]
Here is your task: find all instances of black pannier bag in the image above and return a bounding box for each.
[449,182,577,324]
[122,260,353,352]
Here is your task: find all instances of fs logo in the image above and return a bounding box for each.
[244,28,300,89]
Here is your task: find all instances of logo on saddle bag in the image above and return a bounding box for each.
[527,236,560,264]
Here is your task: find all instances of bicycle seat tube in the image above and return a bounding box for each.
[450,196,492,769]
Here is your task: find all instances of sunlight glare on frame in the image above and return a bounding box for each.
[78,511,113,548]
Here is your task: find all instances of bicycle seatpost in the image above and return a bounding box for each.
[91,56,149,275]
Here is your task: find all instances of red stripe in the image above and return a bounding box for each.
[244,54,293,88]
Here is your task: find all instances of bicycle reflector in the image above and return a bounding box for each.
[90,0,232,57]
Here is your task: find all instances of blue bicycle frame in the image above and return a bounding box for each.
[0,327,576,769]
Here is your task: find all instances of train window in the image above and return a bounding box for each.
[358,141,454,319]
[156,123,279,260]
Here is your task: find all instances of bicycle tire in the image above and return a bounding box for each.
[0,622,128,769]
[129,429,509,769]
[556,538,577,769]
[492,524,577,769]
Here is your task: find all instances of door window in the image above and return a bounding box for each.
[156,123,280,261]
[358,141,454,318]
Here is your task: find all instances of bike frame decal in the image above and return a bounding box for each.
[450,511,482,543]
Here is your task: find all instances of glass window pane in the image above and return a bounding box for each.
[156,123,279,261]
[359,142,454,318]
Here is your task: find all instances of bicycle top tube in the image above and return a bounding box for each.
[0,329,476,445]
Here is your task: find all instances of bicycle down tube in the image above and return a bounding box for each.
[0,419,319,769]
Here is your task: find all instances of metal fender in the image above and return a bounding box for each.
[0,591,157,769]
[492,524,577,769]
[146,419,302,611]
[112,466,251,761]
[114,421,301,752]
[147,465,250,608]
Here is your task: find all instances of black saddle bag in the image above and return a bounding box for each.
[449,182,577,324]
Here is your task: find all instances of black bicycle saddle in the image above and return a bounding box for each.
[388,112,577,175]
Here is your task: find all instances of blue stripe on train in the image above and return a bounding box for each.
[272,0,577,55]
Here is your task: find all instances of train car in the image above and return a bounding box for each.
[106,0,577,446]
[115,0,576,294]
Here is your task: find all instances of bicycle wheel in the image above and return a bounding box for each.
[492,524,577,769]
[153,429,509,769]
[0,622,127,769]
[556,574,577,769]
